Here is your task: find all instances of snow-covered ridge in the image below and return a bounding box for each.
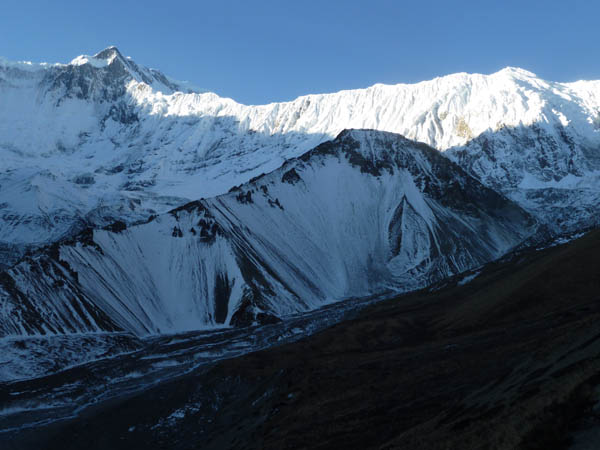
[0,130,537,337]
[0,46,198,93]
[1,47,599,265]
[123,64,600,146]
[0,48,126,71]
[0,57,62,71]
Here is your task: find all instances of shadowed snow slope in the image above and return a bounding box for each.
[1,49,599,265]
[0,130,537,336]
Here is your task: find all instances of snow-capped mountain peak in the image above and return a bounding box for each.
[1,49,600,267]
[70,46,123,67]
[496,66,538,78]
[93,45,122,60]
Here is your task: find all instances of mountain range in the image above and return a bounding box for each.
[1,47,599,271]
[0,47,599,373]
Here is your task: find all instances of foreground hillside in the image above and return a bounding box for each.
[6,229,599,449]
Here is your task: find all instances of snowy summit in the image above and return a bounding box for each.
[0,47,599,267]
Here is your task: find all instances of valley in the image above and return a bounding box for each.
[1,229,598,449]
[1,47,600,449]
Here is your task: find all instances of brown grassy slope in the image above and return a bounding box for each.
[200,230,600,450]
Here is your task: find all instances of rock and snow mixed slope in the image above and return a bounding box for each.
[1,47,599,265]
[0,130,536,337]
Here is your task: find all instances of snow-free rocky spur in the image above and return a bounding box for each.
[1,47,600,269]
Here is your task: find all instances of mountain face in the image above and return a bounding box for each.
[446,120,600,232]
[0,130,537,337]
[0,46,202,267]
[1,49,599,266]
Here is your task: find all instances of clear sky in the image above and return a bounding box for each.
[1,0,598,105]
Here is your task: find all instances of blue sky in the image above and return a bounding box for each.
[1,0,598,104]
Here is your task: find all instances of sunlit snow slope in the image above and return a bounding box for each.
[1,47,599,266]
[0,130,536,336]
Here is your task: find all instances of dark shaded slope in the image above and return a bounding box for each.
[7,229,600,450]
